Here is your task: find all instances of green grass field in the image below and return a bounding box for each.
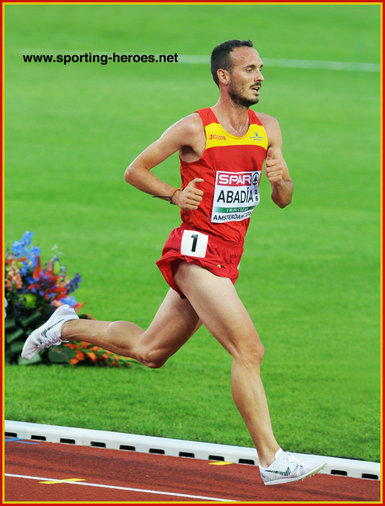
[4,4,381,462]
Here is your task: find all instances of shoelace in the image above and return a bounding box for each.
[44,337,62,347]
[37,335,61,348]
[279,452,303,472]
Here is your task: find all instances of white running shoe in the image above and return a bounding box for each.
[260,449,326,486]
[21,304,78,360]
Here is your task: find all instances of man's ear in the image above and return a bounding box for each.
[217,68,231,86]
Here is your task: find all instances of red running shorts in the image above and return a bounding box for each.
[156,224,244,298]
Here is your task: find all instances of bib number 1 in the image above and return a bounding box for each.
[181,230,208,258]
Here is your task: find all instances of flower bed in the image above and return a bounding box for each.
[5,232,135,367]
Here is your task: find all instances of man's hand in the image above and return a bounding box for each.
[257,114,293,208]
[264,147,293,208]
[174,178,204,210]
[264,147,285,186]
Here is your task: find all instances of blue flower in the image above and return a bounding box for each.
[11,241,23,257]
[66,273,82,294]
[30,247,41,266]
[20,260,30,276]
[60,296,77,307]
[11,232,40,269]
[22,231,34,246]
[11,231,34,256]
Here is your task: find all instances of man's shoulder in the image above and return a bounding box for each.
[165,112,204,144]
[175,112,204,133]
[253,111,283,147]
[254,111,279,128]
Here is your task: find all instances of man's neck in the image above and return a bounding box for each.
[211,96,250,137]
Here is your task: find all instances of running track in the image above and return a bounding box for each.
[4,439,381,502]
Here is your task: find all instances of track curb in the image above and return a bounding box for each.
[4,420,380,481]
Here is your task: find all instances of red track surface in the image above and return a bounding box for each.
[4,439,381,503]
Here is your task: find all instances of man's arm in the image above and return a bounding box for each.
[124,114,204,210]
[258,114,293,208]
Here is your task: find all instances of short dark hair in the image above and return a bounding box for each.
[210,39,254,87]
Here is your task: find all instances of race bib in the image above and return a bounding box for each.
[181,230,208,258]
[211,171,261,223]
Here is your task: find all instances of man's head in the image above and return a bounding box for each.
[210,40,264,107]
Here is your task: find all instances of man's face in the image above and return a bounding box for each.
[226,46,264,107]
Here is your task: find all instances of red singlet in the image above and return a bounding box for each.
[180,107,268,244]
[156,107,268,297]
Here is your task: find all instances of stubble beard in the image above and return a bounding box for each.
[229,86,259,108]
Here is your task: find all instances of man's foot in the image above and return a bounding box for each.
[21,304,78,360]
[259,449,326,486]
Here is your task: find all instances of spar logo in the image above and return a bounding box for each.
[217,171,260,186]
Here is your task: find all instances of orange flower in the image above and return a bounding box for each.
[33,256,42,278]
[87,352,97,363]
[75,351,85,361]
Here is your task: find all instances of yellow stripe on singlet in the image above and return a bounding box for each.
[204,122,268,150]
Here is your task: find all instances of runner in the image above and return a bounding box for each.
[22,39,325,485]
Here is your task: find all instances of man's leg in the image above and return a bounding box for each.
[61,288,201,368]
[173,262,279,468]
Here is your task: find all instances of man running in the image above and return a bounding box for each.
[22,39,325,485]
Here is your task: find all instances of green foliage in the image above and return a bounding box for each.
[5,306,137,367]
[4,230,137,367]
[5,306,96,366]
[5,307,50,365]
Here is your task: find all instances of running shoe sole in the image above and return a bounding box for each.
[264,462,326,486]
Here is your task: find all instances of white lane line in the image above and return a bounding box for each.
[4,473,235,502]
[252,57,379,73]
[17,49,380,72]
[179,55,380,72]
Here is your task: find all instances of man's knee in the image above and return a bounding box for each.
[246,342,265,366]
[137,347,168,369]
[233,339,265,367]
